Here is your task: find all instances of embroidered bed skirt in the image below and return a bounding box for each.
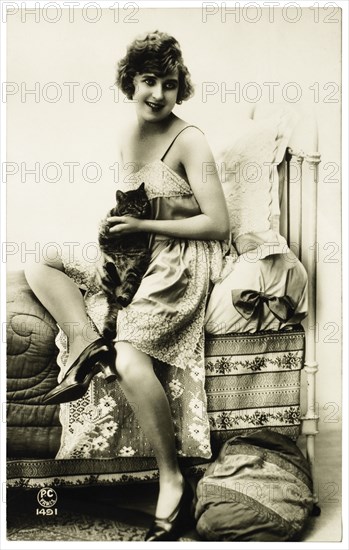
[205,328,304,455]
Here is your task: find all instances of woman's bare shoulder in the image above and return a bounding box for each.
[177,124,212,158]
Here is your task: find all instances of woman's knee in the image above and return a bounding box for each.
[24,250,64,288]
[25,246,64,275]
[114,342,153,384]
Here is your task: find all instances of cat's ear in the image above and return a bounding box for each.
[138,182,145,192]
[116,190,126,203]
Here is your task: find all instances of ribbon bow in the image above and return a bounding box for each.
[231,289,296,322]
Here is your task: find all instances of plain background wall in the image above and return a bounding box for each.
[5,6,342,429]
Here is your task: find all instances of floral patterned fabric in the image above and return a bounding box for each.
[55,159,227,460]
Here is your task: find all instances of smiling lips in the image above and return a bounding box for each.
[146,101,164,111]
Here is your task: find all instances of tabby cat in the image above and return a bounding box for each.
[98,182,151,341]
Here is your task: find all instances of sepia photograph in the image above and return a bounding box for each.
[1,0,347,546]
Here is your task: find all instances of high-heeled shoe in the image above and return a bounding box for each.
[145,480,195,541]
[42,337,117,405]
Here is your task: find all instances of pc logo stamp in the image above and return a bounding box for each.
[37,488,58,510]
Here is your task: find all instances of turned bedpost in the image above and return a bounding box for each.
[302,151,321,503]
[286,144,321,505]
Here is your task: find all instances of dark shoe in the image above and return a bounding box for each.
[43,338,117,405]
[145,480,195,541]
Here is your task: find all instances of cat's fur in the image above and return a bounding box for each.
[98,182,151,341]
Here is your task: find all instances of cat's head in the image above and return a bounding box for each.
[114,182,150,218]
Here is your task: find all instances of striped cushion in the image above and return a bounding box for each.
[205,328,305,455]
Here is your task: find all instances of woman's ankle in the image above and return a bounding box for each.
[66,333,101,367]
[157,471,185,501]
[156,474,186,519]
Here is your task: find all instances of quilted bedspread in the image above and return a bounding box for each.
[7,271,61,457]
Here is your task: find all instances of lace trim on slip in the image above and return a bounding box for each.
[120,160,194,199]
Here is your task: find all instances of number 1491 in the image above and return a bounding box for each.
[36,508,58,516]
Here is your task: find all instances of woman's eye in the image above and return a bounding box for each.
[142,78,176,90]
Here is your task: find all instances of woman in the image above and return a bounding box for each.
[25,30,229,541]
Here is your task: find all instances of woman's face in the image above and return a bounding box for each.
[132,70,179,122]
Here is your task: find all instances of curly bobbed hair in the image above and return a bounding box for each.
[116,31,194,104]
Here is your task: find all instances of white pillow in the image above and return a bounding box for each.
[252,103,300,164]
[217,106,299,242]
[252,104,300,232]
[218,118,279,240]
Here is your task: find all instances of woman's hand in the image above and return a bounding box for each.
[106,215,143,236]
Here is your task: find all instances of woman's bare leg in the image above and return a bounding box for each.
[24,252,100,367]
[115,342,185,519]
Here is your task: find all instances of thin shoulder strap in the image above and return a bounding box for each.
[160,125,203,161]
